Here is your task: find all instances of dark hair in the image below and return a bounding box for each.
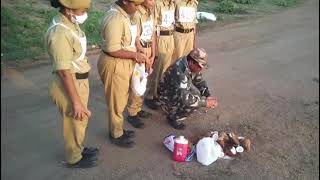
[50,0,62,8]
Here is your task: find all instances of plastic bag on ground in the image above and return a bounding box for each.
[196,137,224,166]
[196,12,217,21]
[163,134,175,152]
[131,63,148,96]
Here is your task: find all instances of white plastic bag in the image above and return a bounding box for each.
[131,63,148,96]
[163,134,175,152]
[196,137,224,166]
[196,12,217,21]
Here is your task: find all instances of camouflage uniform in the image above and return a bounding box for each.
[158,56,211,122]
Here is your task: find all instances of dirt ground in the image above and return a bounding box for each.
[1,0,319,179]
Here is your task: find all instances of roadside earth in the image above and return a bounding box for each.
[1,0,319,179]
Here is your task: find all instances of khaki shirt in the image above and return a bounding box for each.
[132,6,155,43]
[154,0,175,31]
[100,4,136,53]
[175,0,198,29]
[46,13,90,73]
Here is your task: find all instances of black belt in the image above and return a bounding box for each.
[160,30,174,36]
[175,27,194,33]
[75,72,89,79]
[141,41,152,48]
[102,49,110,56]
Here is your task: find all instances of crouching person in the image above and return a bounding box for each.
[158,48,218,130]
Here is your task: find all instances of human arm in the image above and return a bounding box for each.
[192,72,211,97]
[56,70,91,120]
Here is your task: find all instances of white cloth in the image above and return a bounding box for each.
[160,10,175,28]
[140,18,154,42]
[178,7,196,23]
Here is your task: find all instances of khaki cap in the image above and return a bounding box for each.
[189,48,208,68]
[59,0,91,9]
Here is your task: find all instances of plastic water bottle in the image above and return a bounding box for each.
[173,136,188,162]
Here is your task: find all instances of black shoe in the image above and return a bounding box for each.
[81,150,98,161]
[144,99,160,110]
[109,134,135,148]
[124,130,135,138]
[168,120,186,130]
[127,116,145,129]
[82,147,99,156]
[137,110,152,119]
[67,156,97,169]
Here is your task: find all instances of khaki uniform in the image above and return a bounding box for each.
[127,5,155,116]
[171,0,198,63]
[46,13,91,164]
[145,0,175,100]
[97,4,137,138]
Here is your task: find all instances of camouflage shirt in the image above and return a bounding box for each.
[158,56,211,109]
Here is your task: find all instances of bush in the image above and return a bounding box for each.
[234,0,256,4]
[80,10,104,45]
[273,0,297,7]
[215,0,239,14]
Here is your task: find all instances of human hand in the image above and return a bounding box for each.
[72,101,91,121]
[135,52,148,64]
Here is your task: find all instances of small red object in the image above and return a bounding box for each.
[173,136,189,162]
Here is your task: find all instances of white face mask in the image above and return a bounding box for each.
[71,12,88,24]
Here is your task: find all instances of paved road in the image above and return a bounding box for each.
[2,0,319,179]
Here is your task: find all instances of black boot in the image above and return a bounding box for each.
[144,99,160,110]
[82,147,99,156]
[67,154,97,168]
[127,115,145,129]
[168,118,186,130]
[136,110,152,119]
[109,133,135,148]
[124,129,135,138]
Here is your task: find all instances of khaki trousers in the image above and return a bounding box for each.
[171,31,194,64]
[146,35,174,100]
[127,47,152,116]
[97,53,134,138]
[49,75,89,164]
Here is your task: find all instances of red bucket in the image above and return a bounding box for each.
[173,136,189,162]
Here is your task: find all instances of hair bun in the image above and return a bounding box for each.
[50,0,61,8]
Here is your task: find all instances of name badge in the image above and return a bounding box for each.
[178,7,195,23]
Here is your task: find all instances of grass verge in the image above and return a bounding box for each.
[1,0,301,63]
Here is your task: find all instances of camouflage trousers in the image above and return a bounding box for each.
[159,101,198,122]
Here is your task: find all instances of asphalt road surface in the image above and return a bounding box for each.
[2,0,319,179]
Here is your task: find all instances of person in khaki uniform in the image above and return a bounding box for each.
[171,0,198,63]
[46,0,98,168]
[97,0,149,148]
[144,0,176,110]
[126,0,156,128]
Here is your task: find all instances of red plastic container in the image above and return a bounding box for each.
[173,136,189,162]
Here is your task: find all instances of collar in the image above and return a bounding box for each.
[113,3,130,19]
[58,13,79,30]
[162,0,175,8]
[138,5,148,15]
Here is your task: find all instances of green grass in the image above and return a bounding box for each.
[1,0,301,62]
[1,4,104,62]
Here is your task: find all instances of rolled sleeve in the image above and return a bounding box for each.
[103,16,123,52]
[48,33,73,70]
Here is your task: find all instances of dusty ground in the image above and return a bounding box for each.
[1,0,319,179]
